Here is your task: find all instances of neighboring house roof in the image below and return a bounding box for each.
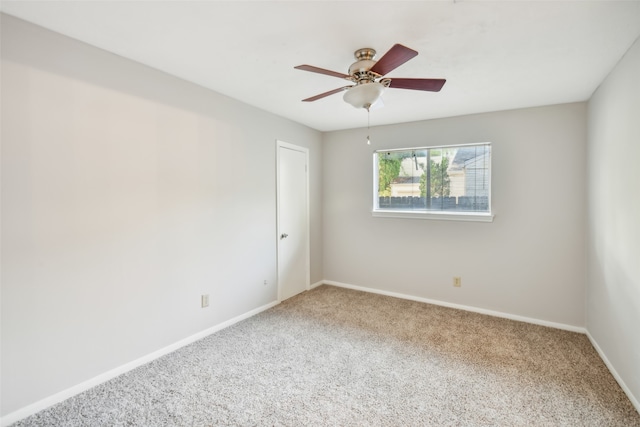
[449,146,490,171]
[465,152,490,169]
[392,176,421,184]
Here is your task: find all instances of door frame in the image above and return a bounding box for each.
[276,140,310,302]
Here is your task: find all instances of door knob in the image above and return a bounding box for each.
[280,233,289,239]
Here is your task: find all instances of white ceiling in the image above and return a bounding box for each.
[2,1,640,132]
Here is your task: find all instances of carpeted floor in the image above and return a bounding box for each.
[13,285,640,426]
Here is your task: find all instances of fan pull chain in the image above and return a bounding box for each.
[366,106,371,145]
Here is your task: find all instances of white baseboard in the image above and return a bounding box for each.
[322,280,586,333]
[0,300,280,427]
[586,331,640,414]
[309,280,324,290]
[9,283,623,426]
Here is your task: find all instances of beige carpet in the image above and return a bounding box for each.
[14,285,640,426]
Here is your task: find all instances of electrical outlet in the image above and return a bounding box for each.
[263,280,268,286]
[201,294,209,308]
[453,277,462,287]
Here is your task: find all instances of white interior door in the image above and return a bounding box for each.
[277,141,309,301]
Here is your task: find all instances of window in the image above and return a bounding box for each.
[373,143,493,221]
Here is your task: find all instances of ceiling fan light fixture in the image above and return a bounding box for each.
[343,82,385,109]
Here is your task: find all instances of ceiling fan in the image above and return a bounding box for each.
[294,44,446,110]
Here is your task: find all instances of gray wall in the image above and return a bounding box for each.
[322,103,587,328]
[587,36,640,410]
[1,14,322,416]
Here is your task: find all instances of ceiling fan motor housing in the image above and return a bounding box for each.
[349,48,381,83]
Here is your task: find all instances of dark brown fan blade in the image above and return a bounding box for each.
[302,86,352,102]
[294,65,351,79]
[369,44,418,76]
[388,78,446,92]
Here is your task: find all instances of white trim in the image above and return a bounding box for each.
[276,140,311,301]
[0,300,279,427]
[586,331,640,414]
[372,210,494,222]
[322,280,586,333]
[310,280,324,290]
[276,139,307,153]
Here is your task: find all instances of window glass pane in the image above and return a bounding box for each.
[374,143,491,215]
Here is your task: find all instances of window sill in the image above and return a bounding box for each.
[372,210,494,222]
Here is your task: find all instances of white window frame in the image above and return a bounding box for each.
[372,143,494,222]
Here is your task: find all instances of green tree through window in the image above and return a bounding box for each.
[419,157,450,198]
[378,157,401,197]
